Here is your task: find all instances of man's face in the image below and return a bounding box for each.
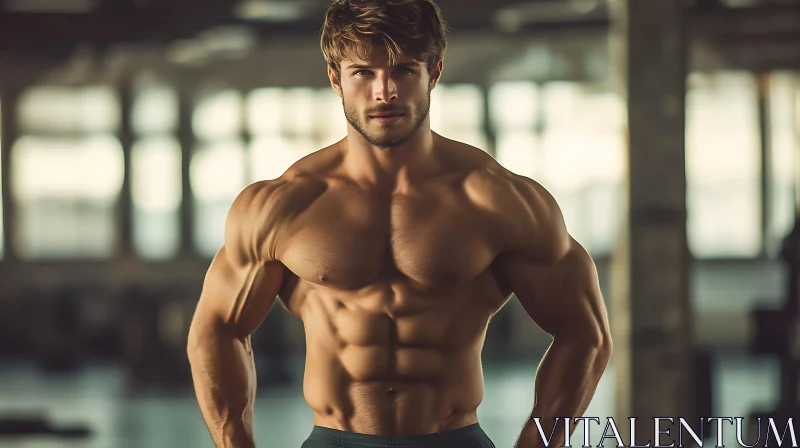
[329,51,442,149]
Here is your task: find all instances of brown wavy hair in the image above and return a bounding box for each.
[320,0,448,76]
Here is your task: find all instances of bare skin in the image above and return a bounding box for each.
[187,51,612,448]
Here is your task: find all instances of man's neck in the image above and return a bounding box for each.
[341,126,439,191]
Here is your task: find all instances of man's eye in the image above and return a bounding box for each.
[355,70,372,76]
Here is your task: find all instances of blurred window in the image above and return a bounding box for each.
[191,140,247,257]
[687,72,761,258]
[18,86,119,134]
[537,82,626,256]
[431,84,488,150]
[132,85,178,135]
[274,87,315,136]
[131,137,182,260]
[250,136,315,183]
[246,87,318,183]
[491,82,540,182]
[495,131,539,180]
[13,86,122,259]
[766,72,798,256]
[316,88,348,148]
[246,87,282,136]
[191,90,246,257]
[11,135,123,259]
[193,89,243,140]
[131,82,181,260]
[490,82,538,131]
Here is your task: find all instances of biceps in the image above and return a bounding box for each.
[506,240,606,339]
[192,246,284,340]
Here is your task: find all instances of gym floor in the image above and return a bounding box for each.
[0,355,779,448]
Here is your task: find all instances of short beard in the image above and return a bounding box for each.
[343,87,431,149]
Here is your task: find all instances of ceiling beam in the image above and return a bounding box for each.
[0,1,235,51]
[0,2,798,75]
[688,2,800,71]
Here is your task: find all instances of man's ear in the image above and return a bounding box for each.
[328,65,343,97]
[429,60,444,89]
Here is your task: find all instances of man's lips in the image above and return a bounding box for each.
[369,112,405,124]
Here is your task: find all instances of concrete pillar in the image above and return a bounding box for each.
[178,87,196,258]
[118,77,135,259]
[757,74,772,258]
[480,84,496,158]
[0,85,20,263]
[239,88,253,185]
[609,0,696,442]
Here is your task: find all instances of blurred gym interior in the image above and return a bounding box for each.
[0,0,799,446]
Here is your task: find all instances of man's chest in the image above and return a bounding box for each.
[278,186,500,290]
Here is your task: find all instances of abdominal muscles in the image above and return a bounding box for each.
[298,285,491,435]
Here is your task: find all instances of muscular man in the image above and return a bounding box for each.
[187,1,612,447]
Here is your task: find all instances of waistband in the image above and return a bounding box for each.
[307,423,491,447]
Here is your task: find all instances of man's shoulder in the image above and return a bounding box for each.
[224,174,327,262]
[462,161,548,215]
[432,135,559,217]
[231,174,326,220]
[233,143,342,213]
[461,163,569,260]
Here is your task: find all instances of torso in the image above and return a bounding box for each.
[269,136,518,436]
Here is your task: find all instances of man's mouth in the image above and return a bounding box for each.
[370,112,405,118]
[370,112,405,123]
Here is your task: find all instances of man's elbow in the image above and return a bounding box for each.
[589,319,612,353]
[186,317,222,361]
[588,326,613,378]
[186,314,242,359]
[597,331,612,362]
[578,324,613,363]
[556,324,611,355]
[186,321,205,362]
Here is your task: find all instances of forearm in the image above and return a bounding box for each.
[188,321,257,448]
[515,337,611,448]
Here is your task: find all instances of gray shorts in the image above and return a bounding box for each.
[300,423,496,448]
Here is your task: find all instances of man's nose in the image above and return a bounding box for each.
[373,74,398,102]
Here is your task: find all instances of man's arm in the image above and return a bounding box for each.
[187,181,285,448]
[495,178,612,448]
